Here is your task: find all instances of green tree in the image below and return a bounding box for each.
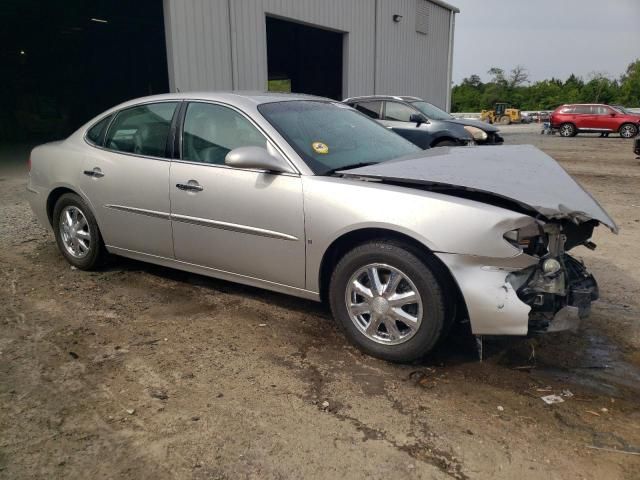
[619,59,640,105]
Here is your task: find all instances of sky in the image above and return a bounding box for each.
[451,0,640,85]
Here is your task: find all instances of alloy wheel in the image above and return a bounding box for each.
[620,125,637,138]
[345,263,423,345]
[560,124,574,137]
[59,205,91,259]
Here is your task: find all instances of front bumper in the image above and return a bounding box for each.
[435,252,597,336]
[514,254,598,333]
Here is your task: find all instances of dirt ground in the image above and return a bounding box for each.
[1,126,639,479]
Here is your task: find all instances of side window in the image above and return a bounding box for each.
[86,114,113,146]
[384,102,416,122]
[574,105,591,115]
[354,101,382,119]
[182,102,267,165]
[105,102,178,157]
[596,106,611,115]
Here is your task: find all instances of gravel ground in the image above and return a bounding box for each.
[1,126,639,479]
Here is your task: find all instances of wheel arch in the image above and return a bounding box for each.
[46,185,100,229]
[618,122,639,136]
[430,136,461,148]
[317,227,468,322]
[559,122,577,135]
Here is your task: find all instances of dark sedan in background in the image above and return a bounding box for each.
[343,95,503,149]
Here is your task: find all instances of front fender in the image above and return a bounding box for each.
[303,176,532,292]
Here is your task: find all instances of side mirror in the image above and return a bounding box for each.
[225,146,291,173]
[410,113,426,126]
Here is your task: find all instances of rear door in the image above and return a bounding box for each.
[169,101,306,288]
[80,101,178,258]
[572,105,595,129]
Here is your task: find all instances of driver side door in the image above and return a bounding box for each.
[169,102,306,289]
[381,101,434,149]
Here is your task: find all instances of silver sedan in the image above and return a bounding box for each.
[27,92,617,362]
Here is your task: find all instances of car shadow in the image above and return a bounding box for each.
[99,252,640,396]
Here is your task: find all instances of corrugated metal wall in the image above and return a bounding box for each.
[375,0,453,108]
[163,0,454,107]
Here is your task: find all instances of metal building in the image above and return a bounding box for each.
[163,0,458,109]
[1,0,457,147]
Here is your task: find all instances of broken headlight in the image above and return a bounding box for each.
[503,222,547,256]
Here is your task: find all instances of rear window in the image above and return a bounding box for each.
[558,106,574,114]
[86,115,113,146]
[573,105,591,114]
[353,101,382,119]
[105,102,178,158]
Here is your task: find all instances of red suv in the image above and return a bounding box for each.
[550,104,640,138]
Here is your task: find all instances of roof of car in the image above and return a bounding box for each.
[342,95,423,103]
[110,91,332,111]
[561,103,610,106]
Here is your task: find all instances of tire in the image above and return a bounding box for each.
[619,123,638,139]
[499,116,511,125]
[53,193,106,270]
[329,240,448,363]
[432,139,458,148]
[559,123,577,137]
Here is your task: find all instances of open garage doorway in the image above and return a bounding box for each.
[0,0,169,167]
[266,16,344,100]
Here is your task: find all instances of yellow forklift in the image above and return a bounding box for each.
[480,102,522,125]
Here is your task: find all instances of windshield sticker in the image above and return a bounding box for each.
[312,141,329,154]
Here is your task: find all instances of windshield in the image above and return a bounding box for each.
[258,101,420,175]
[612,105,629,114]
[410,101,453,120]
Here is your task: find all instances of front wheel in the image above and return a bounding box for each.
[53,193,106,270]
[329,241,448,363]
[432,139,458,148]
[559,123,577,137]
[619,123,638,139]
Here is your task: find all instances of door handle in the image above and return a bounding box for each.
[83,168,104,178]
[176,182,204,192]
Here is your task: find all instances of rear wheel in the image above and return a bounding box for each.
[619,123,638,139]
[53,193,106,270]
[329,241,448,363]
[559,123,577,137]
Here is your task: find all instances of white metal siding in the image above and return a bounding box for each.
[163,0,233,91]
[164,0,454,106]
[375,0,452,108]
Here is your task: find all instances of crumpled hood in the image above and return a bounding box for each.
[449,117,499,132]
[341,145,618,232]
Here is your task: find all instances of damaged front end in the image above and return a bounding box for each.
[506,221,599,333]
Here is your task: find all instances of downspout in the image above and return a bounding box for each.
[445,10,455,111]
